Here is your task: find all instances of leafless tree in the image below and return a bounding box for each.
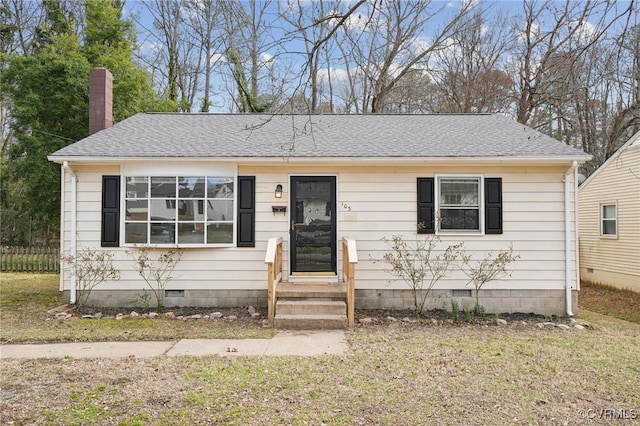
[338,0,477,113]
[507,0,634,127]
[136,0,201,111]
[428,8,514,113]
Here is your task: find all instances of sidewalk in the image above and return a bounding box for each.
[0,330,348,359]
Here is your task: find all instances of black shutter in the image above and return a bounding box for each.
[237,176,256,247]
[101,175,120,247]
[417,177,435,234]
[485,178,503,234]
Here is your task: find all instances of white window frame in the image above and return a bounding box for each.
[600,202,617,238]
[121,163,237,248]
[435,174,484,235]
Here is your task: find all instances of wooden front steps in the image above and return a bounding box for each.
[274,282,348,330]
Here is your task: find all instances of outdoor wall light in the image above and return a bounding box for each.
[275,184,283,198]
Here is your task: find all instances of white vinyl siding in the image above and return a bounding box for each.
[61,163,577,293]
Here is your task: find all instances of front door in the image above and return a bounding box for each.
[290,176,337,274]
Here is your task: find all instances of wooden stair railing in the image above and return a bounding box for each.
[342,237,358,328]
[265,237,283,327]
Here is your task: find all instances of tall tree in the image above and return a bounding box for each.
[1,11,90,243]
[220,0,280,113]
[429,8,513,113]
[84,0,173,120]
[508,0,632,127]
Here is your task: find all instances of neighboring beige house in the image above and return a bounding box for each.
[48,69,590,327]
[578,131,640,292]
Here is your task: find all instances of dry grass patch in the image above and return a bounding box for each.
[0,273,272,343]
[2,319,639,425]
[579,281,640,324]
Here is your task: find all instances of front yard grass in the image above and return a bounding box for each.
[2,319,639,425]
[2,273,640,424]
[0,273,273,343]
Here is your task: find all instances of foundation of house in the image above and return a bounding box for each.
[62,288,576,316]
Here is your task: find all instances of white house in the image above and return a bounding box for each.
[578,131,640,292]
[48,69,590,327]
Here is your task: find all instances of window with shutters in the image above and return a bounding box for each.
[124,176,235,246]
[418,175,502,235]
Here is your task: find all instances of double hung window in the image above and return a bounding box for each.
[438,176,481,232]
[601,203,617,237]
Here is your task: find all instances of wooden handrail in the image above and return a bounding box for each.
[265,237,283,327]
[342,237,358,328]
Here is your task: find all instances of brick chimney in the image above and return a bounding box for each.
[89,67,113,135]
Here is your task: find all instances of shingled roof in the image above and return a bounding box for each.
[49,113,588,161]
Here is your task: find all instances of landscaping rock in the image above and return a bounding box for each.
[247,306,256,315]
[82,315,94,319]
[148,312,159,319]
[430,318,439,326]
[55,313,68,320]
[535,323,545,329]
[385,316,397,322]
[556,324,570,330]
[543,322,556,328]
[210,312,223,319]
[496,319,508,325]
[227,315,238,321]
[93,312,103,319]
[115,313,124,320]
[520,321,528,326]
[130,311,139,317]
[251,312,261,320]
[164,312,175,318]
[189,314,202,320]
[574,324,585,330]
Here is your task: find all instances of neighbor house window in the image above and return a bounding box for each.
[124,176,234,245]
[437,176,481,231]
[601,203,617,237]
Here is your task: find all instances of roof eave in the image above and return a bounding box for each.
[49,154,591,166]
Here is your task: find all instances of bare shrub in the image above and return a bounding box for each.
[461,245,520,312]
[62,249,120,308]
[381,234,463,315]
[127,248,182,311]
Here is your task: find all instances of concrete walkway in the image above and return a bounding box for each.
[0,330,348,359]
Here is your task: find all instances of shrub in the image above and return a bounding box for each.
[62,249,120,308]
[461,245,519,312]
[128,248,182,311]
[381,234,463,315]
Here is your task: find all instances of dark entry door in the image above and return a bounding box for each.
[290,176,337,274]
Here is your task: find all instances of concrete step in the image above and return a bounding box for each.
[275,314,347,330]
[277,300,346,316]
[277,282,347,299]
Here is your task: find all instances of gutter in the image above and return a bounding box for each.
[62,162,78,305]
[563,161,577,317]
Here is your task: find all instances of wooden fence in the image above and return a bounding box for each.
[0,246,60,273]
